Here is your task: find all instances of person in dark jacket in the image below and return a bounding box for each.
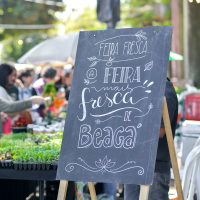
[124,77,178,200]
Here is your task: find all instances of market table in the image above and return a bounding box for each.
[0,168,75,200]
[0,168,57,181]
[0,168,56,200]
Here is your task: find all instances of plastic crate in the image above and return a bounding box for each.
[185,95,200,121]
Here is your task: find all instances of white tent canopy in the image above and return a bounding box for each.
[18,32,79,67]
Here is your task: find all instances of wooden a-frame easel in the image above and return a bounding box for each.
[57,97,184,200]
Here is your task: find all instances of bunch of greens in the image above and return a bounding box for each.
[42,82,57,98]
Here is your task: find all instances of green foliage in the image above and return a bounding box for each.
[1,0,172,62]
[117,0,171,28]
[0,0,64,61]
[0,0,64,40]
[42,82,57,96]
[64,6,106,33]
[1,32,48,62]
[0,132,62,163]
[63,1,171,32]
[2,133,28,141]
[176,88,187,95]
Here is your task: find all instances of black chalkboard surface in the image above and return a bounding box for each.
[57,26,173,185]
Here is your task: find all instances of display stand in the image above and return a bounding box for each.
[162,97,184,200]
[57,97,184,200]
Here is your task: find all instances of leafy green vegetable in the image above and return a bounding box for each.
[1,132,62,164]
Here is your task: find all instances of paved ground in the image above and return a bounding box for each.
[28,182,177,200]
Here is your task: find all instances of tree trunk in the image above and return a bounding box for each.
[188,2,200,86]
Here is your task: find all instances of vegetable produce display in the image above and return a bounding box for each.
[12,117,28,127]
[0,132,62,170]
[42,82,57,98]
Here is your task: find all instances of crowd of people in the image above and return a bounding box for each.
[0,63,74,134]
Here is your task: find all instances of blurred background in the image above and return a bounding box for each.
[0,1,200,200]
[1,0,199,87]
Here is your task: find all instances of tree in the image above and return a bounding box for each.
[64,6,106,33]
[0,0,64,40]
[186,1,200,86]
[1,32,49,62]
[0,0,64,61]
[117,0,171,28]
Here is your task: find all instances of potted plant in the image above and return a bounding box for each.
[0,153,6,168]
[26,152,33,170]
[23,153,29,170]
[45,151,53,170]
[18,154,24,170]
[32,153,38,170]
[37,153,43,170]
[41,153,47,170]
[11,117,28,133]
[13,155,20,170]
[4,149,13,168]
[52,154,59,170]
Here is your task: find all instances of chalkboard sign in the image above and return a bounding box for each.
[57,26,173,185]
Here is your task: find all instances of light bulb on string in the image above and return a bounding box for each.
[189,0,193,2]
[197,0,200,3]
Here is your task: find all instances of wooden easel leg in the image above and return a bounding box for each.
[88,182,98,200]
[57,180,68,200]
[162,97,184,200]
[139,185,149,200]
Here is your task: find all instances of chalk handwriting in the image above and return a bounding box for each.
[123,41,147,55]
[77,124,137,149]
[77,87,149,121]
[90,107,141,118]
[99,43,118,56]
[91,85,146,93]
[86,68,97,79]
[124,111,132,121]
[103,67,140,83]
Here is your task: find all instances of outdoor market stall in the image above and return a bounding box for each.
[0,132,61,200]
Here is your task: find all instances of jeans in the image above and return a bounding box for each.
[102,183,117,200]
[124,171,170,200]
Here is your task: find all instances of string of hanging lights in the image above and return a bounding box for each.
[188,0,200,3]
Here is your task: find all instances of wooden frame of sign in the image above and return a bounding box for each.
[57,97,184,200]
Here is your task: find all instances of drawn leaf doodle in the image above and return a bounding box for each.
[135,30,142,36]
[135,30,147,41]
[106,162,116,168]
[88,56,97,61]
[106,62,113,67]
[95,161,103,168]
[144,61,153,71]
[109,57,115,61]
[136,36,141,41]
[140,35,147,40]
[65,156,144,175]
[84,79,89,85]
[90,61,98,67]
